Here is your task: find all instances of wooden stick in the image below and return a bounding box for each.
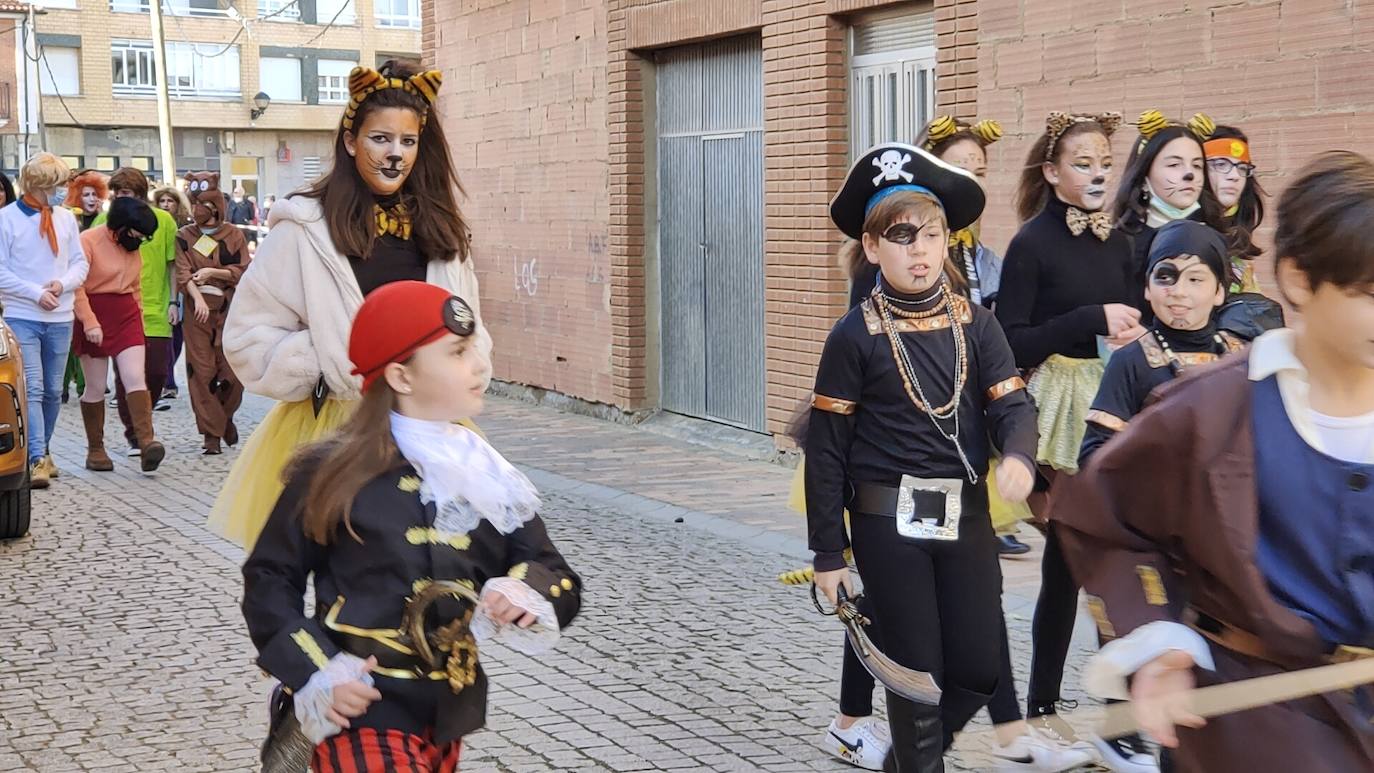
[960,657,1374,745]
[1093,656,1374,739]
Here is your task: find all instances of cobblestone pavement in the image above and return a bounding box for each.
[1,391,1100,772]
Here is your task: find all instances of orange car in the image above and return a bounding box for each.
[0,317,29,539]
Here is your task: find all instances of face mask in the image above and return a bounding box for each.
[116,230,145,252]
[47,187,67,208]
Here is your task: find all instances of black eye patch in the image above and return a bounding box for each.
[881,223,921,245]
[1150,263,1182,287]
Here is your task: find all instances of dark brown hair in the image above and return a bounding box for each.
[837,190,968,296]
[1274,150,1374,295]
[289,382,403,545]
[1111,126,1224,234]
[298,59,471,263]
[108,167,150,200]
[1209,125,1266,261]
[1014,121,1113,223]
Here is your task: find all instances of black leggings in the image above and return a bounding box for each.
[841,604,1022,725]
[849,505,1003,771]
[1027,523,1080,711]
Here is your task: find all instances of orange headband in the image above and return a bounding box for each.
[1204,138,1251,164]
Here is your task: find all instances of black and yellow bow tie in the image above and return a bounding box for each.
[375,204,412,240]
[949,229,976,250]
[1066,207,1113,241]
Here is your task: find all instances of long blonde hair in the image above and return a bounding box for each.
[287,383,404,545]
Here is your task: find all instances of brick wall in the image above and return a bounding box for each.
[973,0,1374,288]
[431,0,614,405]
[434,0,1371,443]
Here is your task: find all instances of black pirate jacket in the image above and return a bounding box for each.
[242,458,581,744]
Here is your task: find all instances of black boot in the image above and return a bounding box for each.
[884,696,944,773]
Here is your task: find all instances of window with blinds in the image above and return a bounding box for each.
[849,4,937,160]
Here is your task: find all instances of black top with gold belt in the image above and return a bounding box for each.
[242,459,581,744]
[804,283,1038,571]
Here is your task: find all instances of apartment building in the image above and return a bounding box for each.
[19,0,421,197]
[429,0,1374,446]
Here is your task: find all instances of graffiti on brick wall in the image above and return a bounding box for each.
[585,234,606,284]
[516,257,539,297]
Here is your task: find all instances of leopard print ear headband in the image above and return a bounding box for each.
[1044,111,1122,162]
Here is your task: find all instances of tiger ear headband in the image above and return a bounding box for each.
[1044,111,1122,162]
[924,115,1004,151]
[1134,109,1215,152]
[341,67,444,132]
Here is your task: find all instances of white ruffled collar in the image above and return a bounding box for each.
[389,412,541,536]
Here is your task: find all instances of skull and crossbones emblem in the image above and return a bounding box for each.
[872,150,914,186]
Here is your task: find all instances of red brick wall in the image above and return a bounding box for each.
[430,0,614,404]
[429,0,1374,441]
[974,0,1374,289]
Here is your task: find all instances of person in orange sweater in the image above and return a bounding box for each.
[73,196,166,473]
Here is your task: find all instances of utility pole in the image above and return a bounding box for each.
[25,6,45,153]
[148,0,176,184]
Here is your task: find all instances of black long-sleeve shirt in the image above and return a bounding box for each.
[805,288,1038,570]
[242,457,581,744]
[995,196,1136,370]
[1078,325,1242,464]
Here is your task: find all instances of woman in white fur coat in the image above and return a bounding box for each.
[209,61,492,549]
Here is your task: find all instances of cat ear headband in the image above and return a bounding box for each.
[1134,109,1215,152]
[924,115,1004,150]
[1044,111,1123,162]
[341,67,443,131]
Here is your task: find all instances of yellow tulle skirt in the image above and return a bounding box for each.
[207,398,356,551]
[1026,355,1106,474]
[208,398,486,552]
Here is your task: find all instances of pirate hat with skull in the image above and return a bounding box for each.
[830,142,985,240]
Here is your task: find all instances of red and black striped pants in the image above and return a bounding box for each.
[312,727,462,773]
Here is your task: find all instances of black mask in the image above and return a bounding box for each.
[117,230,145,252]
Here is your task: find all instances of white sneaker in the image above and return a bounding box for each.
[995,730,1099,772]
[820,716,891,771]
[1091,733,1158,773]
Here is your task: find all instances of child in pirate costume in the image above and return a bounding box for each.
[799,116,1028,773]
[1055,151,1374,771]
[174,171,250,455]
[214,61,490,550]
[998,111,1154,771]
[809,142,1039,772]
[243,281,580,773]
[1079,220,1242,463]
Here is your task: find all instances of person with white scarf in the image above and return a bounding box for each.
[243,281,579,771]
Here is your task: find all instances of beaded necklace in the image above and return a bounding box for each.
[874,279,978,483]
[1151,328,1228,377]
